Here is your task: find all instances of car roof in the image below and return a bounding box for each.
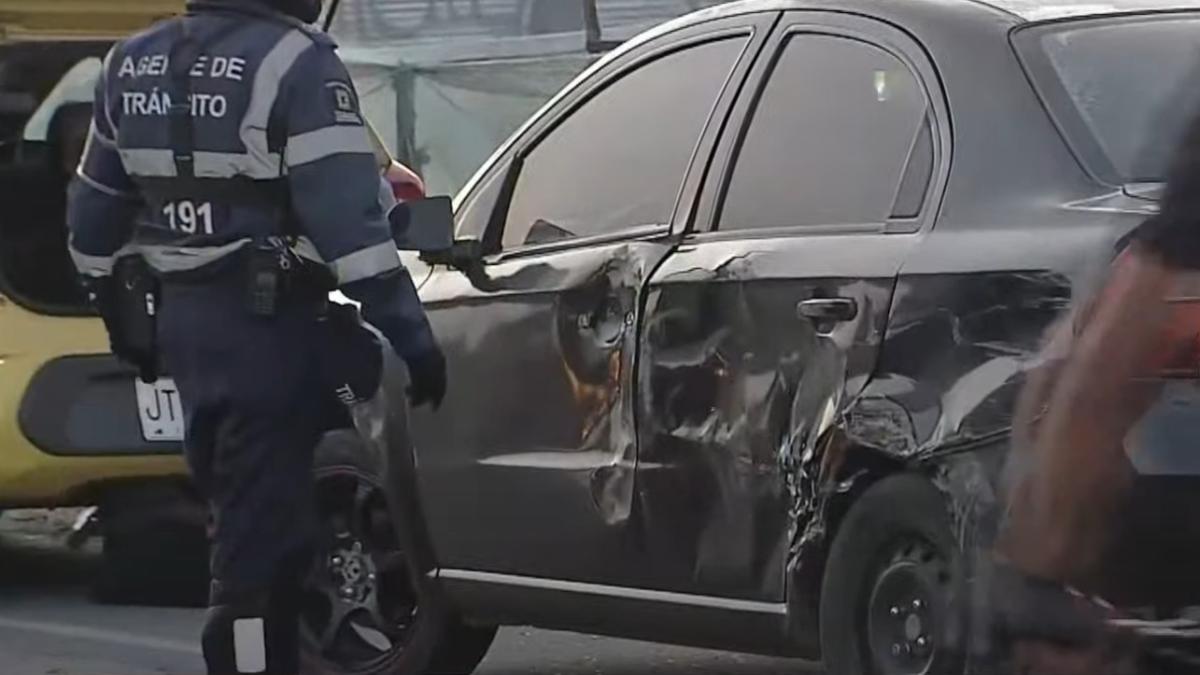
[976,0,1200,21]
[657,0,1200,29]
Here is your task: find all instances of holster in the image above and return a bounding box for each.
[95,255,161,384]
[239,241,378,404]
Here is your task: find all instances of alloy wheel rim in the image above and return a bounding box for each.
[302,467,419,671]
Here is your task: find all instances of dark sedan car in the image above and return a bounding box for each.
[298,1,1200,674]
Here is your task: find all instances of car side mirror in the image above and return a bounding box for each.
[387,195,483,268]
[419,238,484,269]
[388,195,454,253]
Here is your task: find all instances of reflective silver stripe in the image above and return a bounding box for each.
[292,236,407,282]
[330,240,400,284]
[242,30,313,176]
[285,125,373,168]
[232,618,267,673]
[290,236,326,264]
[101,46,119,139]
[435,569,790,615]
[115,30,310,180]
[69,245,115,277]
[193,150,283,179]
[76,168,138,200]
[119,149,284,179]
[76,121,138,198]
[76,124,97,174]
[67,239,141,278]
[138,239,251,273]
[89,120,117,149]
[119,148,176,176]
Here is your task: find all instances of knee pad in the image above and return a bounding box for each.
[202,593,299,675]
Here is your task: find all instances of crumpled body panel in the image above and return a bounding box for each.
[633,236,900,603]
[408,239,675,586]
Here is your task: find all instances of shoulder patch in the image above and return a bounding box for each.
[326,81,362,125]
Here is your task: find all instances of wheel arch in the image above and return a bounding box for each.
[785,431,1005,663]
[314,443,441,582]
[789,441,905,594]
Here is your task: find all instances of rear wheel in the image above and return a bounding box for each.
[303,434,496,675]
[819,474,961,675]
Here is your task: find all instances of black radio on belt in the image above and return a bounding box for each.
[245,241,292,316]
[244,240,332,316]
[246,244,282,316]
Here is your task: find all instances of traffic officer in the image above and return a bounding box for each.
[64,0,446,672]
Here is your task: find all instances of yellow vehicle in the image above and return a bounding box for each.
[0,0,209,604]
[0,2,184,492]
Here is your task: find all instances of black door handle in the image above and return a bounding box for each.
[797,297,858,323]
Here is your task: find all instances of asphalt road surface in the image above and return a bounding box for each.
[0,513,814,675]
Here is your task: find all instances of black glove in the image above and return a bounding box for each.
[318,303,384,406]
[405,347,447,410]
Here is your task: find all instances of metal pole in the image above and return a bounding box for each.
[581,0,621,53]
[322,0,343,32]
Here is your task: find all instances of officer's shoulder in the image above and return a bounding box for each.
[294,22,337,50]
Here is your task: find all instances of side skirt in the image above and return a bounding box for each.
[433,568,809,657]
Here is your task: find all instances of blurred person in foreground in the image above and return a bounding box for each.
[993,110,1200,675]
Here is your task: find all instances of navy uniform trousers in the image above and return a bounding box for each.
[158,275,345,603]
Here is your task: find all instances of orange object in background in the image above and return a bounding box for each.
[385,158,426,202]
[0,0,182,40]
[1151,295,1200,377]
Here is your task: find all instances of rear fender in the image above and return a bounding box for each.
[784,432,902,642]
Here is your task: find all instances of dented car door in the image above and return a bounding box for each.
[408,18,767,587]
[633,14,950,605]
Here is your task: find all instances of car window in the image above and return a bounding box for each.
[501,36,746,250]
[890,116,935,220]
[718,34,930,231]
[0,42,111,159]
[22,58,101,144]
[1016,14,1200,183]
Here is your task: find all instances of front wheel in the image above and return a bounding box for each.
[819,474,962,675]
[302,432,496,675]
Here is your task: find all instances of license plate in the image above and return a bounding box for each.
[134,378,185,442]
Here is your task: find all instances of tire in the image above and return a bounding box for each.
[819,474,962,675]
[302,431,496,675]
